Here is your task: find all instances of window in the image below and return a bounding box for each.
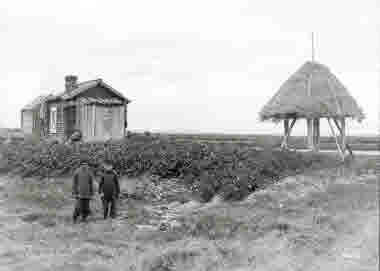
[50,106,57,133]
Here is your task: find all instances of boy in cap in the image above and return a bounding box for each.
[98,160,120,219]
[72,161,95,223]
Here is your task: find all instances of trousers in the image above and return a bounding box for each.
[73,198,91,222]
[102,197,117,219]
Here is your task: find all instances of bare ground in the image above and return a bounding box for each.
[0,166,378,271]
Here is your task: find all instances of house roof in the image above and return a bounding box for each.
[22,78,131,110]
[63,97,125,108]
[259,61,365,122]
[21,94,56,110]
[79,97,124,105]
[59,79,131,103]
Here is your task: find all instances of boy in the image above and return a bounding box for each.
[98,161,120,219]
[72,161,95,223]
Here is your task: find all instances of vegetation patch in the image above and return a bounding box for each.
[0,133,344,203]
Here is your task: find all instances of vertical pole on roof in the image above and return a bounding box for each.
[306,32,319,151]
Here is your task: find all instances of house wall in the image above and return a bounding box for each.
[21,108,43,137]
[39,85,127,142]
[95,104,125,140]
[74,85,126,141]
[125,103,128,129]
[79,104,125,141]
[32,110,41,138]
[21,110,33,134]
[79,103,93,140]
[47,101,65,140]
[63,105,76,138]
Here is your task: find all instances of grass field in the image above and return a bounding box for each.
[0,154,377,271]
[0,132,361,202]
[1,128,379,151]
[0,129,378,270]
[162,133,380,151]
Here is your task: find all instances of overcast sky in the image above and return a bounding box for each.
[1,0,379,135]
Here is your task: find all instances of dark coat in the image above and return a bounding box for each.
[99,169,120,199]
[72,165,95,199]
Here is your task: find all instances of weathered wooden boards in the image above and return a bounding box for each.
[79,104,125,141]
[21,110,33,134]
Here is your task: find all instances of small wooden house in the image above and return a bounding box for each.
[21,75,131,142]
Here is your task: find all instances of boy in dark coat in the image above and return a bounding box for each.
[72,161,95,223]
[98,161,120,219]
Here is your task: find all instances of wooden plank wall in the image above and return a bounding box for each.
[57,103,65,139]
[124,103,127,131]
[80,104,93,141]
[75,100,81,130]
[32,110,41,138]
[95,106,106,139]
[64,106,76,138]
[21,110,33,134]
[96,105,124,141]
[78,103,125,141]
[47,102,65,140]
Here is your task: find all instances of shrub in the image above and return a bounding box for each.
[0,135,341,201]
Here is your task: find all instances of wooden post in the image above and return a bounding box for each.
[307,118,314,150]
[313,118,320,151]
[123,103,127,137]
[333,117,347,155]
[92,104,96,138]
[75,101,80,130]
[281,118,297,150]
[281,119,289,149]
[341,117,346,152]
[328,118,345,161]
[20,110,23,131]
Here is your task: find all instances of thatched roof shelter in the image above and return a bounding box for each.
[259,61,365,122]
[259,60,365,160]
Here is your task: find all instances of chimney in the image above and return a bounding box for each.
[65,75,78,92]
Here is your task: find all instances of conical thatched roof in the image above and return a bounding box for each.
[259,61,365,121]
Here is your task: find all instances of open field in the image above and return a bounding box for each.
[163,133,380,152]
[1,128,379,151]
[0,131,378,270]
[0,132,359,202]
[0,155,377,271]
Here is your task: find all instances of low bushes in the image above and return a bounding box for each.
[0,133,342,202]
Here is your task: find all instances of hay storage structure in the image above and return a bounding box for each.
[259,61,365,159]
